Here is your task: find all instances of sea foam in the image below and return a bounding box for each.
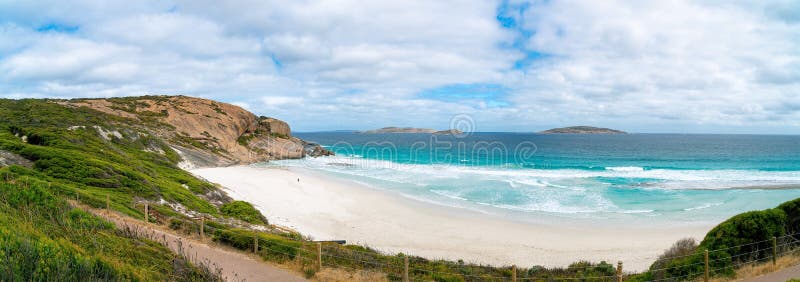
[270,156,800,220]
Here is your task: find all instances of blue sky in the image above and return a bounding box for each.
[1,1,799,134]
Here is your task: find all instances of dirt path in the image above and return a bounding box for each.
[89,208,306,282]
[741,263,800,282]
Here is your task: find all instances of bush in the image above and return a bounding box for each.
[647,205,793,281]
[213,228,301,261]
[700,209,786,260]
[777,198,800,234]
[649,238,697,280]
[220,201,267,225]
[65,208,114,230]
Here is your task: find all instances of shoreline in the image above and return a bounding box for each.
[192,165,714,271]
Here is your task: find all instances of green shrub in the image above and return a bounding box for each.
[220,201,267,225]
[778,198,800,234]
[65,208,114,230]
[169,218,184,230]
[213,228,301,261]
[700,209,786,261]
[647,202,795,281]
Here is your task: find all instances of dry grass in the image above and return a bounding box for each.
[313,267,389,282]
[708,251,800,282]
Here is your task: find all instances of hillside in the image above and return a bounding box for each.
[61,96,331,168]
[540,126,626,134]
[0,96,328,280]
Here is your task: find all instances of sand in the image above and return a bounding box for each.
[192,165,714,271]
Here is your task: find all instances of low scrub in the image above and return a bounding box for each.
[213,228,301,262]
[0,179,221,281]
[632,198,800,281]
[220,200,268,225]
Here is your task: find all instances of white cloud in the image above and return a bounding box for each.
[0,1,798,133]
[506,0,800,130]
[261,96,304,108]
[1,35,140,82]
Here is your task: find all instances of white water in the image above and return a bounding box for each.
[266,156,800,224]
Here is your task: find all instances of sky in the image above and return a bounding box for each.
[1,1,799,134]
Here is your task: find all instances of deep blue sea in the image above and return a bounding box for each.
[276,132,800,224]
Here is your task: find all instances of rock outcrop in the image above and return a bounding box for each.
[539,126,627,134]
[60,95,332,168]
[260,117,291,137]
[0,150,33,168]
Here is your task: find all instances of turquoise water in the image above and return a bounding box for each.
[275,133,800,224]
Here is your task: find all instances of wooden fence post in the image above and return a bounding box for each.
[704,249,709,282]
[403,256,409,282]
[773,236,777,266]
[317,242,323,270]
[254,233,259,254]
[200,217,205,240]
[106,194,110,211]
[617,261,623,282]
[144,203,149,223]
[511,265,517,282]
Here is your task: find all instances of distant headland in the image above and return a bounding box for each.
[361,127,464,135]
[539,126,626,134]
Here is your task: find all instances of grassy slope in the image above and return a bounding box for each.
[0,179,219,281]
[1,97,798,281]
[0,99,224,280]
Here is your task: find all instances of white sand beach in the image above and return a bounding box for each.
[192,165,713,271]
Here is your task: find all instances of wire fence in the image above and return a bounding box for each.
[106,193,798,282]
[217,224,800,282]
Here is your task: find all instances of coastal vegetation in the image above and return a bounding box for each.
[629,197,800,281]
[0,97,797,281]
[220,201,268,225]
[0,174,220,281]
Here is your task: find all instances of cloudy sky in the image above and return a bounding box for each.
[1,1,799,133]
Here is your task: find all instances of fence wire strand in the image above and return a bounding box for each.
[208,227,800,282]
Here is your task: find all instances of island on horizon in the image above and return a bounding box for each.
[539,126,627,134]
[361,127,464,135]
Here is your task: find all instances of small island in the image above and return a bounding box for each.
[361,127,464,135]
[433,129,464,135]
[539,126,626,134]
[361,127,437,134]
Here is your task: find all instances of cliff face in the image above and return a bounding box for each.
[61,96,331,168]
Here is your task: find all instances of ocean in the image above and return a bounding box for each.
[272,132,800,225]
